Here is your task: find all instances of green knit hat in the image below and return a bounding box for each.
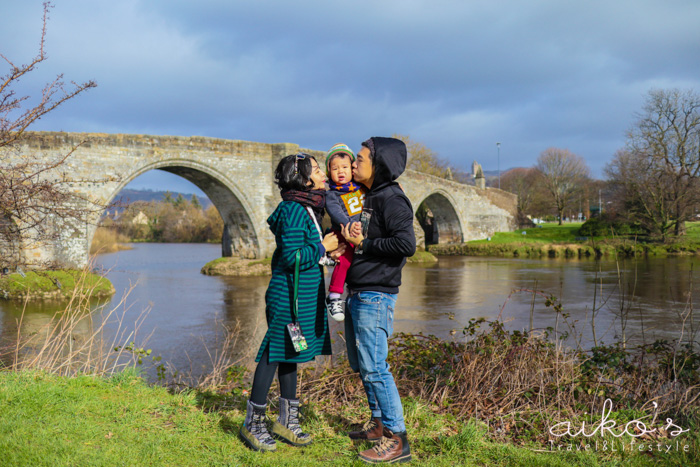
[325,143,355,174]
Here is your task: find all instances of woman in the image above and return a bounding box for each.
[240,153,343,452]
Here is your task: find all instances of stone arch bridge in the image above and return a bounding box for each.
[6,132,516,268]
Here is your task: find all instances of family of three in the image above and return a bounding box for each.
[239,137,416,464]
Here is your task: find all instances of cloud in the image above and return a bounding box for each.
[2,0,699,178]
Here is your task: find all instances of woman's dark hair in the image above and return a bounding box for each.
[274,153,317,191]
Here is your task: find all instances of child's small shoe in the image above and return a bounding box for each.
[326,296,345,322]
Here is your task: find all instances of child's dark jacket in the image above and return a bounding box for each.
[325,182,365,230]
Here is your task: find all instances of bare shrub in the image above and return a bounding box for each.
[300,316,700,444]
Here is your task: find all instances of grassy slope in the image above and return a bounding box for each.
[470,222,700,246]
[2,370,696,466]
[686,221,700,240]
[469,223,587,245]
[429,222,700,258]
[0,370,610,467]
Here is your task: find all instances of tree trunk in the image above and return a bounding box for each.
[675,220,686,236]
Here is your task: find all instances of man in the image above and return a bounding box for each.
[341,136,415,464]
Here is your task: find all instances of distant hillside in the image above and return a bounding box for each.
[483,168,519,178]
[109,189,213,211]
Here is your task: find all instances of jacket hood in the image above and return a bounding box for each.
[267,202,287,235]
[366,137,407,191]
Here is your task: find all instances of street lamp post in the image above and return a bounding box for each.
[496,142,501,189]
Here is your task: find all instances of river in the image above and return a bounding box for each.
[1,243,698,382]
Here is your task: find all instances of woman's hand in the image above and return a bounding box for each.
[329,242,347,261]
[322,231,339,252]
[341,222,364,247]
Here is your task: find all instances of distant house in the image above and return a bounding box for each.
[132,211,149,225]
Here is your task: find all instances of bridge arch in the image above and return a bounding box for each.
[94,159,261,259]
[415,190,463,247]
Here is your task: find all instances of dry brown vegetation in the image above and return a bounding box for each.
[4,261,149,376]
[89,227,132,254]
[299,313,700,444]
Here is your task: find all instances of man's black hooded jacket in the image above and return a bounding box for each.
[346,137,416,294]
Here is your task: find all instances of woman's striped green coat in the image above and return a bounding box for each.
[255,201,332,363]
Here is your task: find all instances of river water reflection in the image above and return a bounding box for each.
[1,243,698,382]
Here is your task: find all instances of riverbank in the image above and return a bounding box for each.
[201,250,437,276]
[201,256,272,276]
[0,269,115,300]
[429,222,700,258]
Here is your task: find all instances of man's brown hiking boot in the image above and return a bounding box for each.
[358,427,411,464]
[348,417,384,442]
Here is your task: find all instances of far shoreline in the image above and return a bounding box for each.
[428,221,700,259]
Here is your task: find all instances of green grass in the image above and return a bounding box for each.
[249,257,273,267]
[0,369,624,467]
[685,221,700,241]
[201,257,272,276]
[0,270,115,300]
[469,223,587,245]
[407,250,438,263]
[1,369,696,466]
[429,222,700,258]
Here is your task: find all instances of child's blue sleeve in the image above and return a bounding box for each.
[326,191,351,227]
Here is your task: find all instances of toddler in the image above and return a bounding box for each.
[324,143,365,321]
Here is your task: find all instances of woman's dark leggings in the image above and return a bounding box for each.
[250,346,297,405]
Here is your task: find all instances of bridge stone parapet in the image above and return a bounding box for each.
[5,132,516,268]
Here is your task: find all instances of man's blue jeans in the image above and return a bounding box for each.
[345,291,406,433]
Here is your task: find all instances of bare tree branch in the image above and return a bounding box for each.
[535,148,590,225]
[609,88,700,239]
[1,2,98,268]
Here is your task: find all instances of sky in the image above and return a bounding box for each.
[3,0,700,193]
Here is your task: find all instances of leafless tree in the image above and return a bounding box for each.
[393,133,469,181]
[1,2,97,268]
[605,149,681,239]
[535,148,590,225]
[625,88,700,236]
[500,167,545,216]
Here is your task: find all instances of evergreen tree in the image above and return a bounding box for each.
[174,193,186,209]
